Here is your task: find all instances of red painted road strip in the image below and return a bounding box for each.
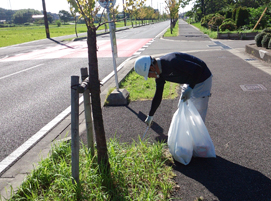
[0,38,152,62]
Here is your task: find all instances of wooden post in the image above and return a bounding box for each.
[252,7,267,31]
[41,0,50,38]
[80,68,95,157]
[71,76,79,184]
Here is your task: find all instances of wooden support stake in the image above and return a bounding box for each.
[71,76,79,184]
[252,7,267,31]
[81,68,95,157]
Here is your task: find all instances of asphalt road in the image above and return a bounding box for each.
[0,21,169,162]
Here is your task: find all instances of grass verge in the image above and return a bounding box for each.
[191,22,217,39]
[5,138,177,200]
[163,21,179,37]
[119,70,180,102]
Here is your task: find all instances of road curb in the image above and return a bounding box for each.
[245,43,271,64]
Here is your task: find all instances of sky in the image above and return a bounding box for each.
[0,0,193,14]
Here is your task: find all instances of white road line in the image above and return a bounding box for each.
[0,56,134,175]
[0,55,8,59]
[0,64,44,81]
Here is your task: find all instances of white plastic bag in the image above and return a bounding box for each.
[168,99,216,165]
[168,99,193,165]
[185,100,216,158]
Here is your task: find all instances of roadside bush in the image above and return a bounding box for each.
[255,32,266,47]
[268,39,271,49]
[232,8,237,21]
[248,7,269,30]
[208,14,225,31]
[261,33,271,48]
[235,7,249,28]
[240,25,251,31]
[225,10,232,19]
[219,21,237,31]
[223,18,235,24]
[56,20,61,27]
[263,27,271,33]
[201,14,215,28]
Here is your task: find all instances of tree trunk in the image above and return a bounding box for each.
[170,18,173,34]
[201,0,205,16]
[87,26,110,170]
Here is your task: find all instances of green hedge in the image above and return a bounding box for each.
[236,7,250,28]
[262,33,271,48]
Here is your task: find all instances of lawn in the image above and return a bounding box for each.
[191,22,218,39]
[0,20,152,47]
[5,137,177,200]
[163,20,179,37]
[119,70,179,102]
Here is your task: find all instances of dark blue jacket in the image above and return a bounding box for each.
[149,52,212,116]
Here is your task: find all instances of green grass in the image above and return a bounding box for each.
[0,20,143,47]
[191,22,260,38]
[191,22,218,39]
[119,70,179,102]
[218,29,259,33]
[163,21,179,37]
[5,138,176,201]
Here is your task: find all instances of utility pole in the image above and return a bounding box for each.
[122,0,126,26]
[42,0,50,38]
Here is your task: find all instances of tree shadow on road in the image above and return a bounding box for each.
[173,156,271,201]
[48,38,74,49]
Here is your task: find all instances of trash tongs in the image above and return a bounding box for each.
[142,126,150,140]
[142,122,153,140]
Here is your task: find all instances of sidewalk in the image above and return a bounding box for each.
[1,20,271,201]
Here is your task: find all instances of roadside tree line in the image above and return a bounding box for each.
[185,0,271,32]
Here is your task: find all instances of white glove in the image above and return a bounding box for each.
[145,115,153,126]
[181,86,192,102]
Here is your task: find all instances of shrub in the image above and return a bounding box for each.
[235,7,250,28]
[219,21,237,31]
[225,10,232,19]
[248,7,269,30]
[255,32,266,47]
[232,8,237,21]
[263,27,271,33]
[223,18,235,24]
[208,14,225,31]
[56,20,61,27]
[201,14,215,28]
[261,33,271,48]
[268,38,271,49]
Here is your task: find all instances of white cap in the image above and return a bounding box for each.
[134,56,151,80]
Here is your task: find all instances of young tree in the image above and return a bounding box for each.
[165,0,181,34]
[67,0,114,170]
[138,7,147,25]
[124,0,146,27]
[58,10,72,24]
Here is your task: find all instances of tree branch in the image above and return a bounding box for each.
[75,0,89,28]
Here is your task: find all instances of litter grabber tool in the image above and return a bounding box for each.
[142,126,150,140]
